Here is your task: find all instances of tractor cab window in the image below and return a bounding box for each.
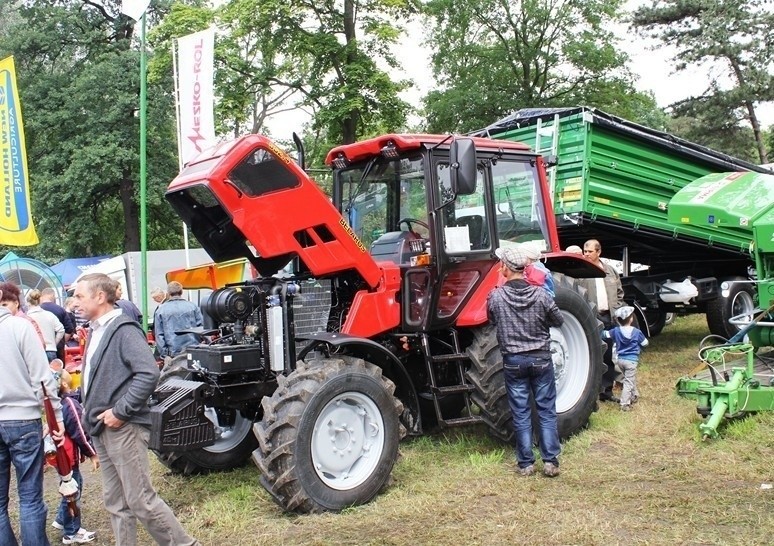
[338,156,429,265]
[227,147,300,197]
[437,163,489,253]
[492,160,550,249]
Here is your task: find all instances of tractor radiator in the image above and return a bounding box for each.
[292,280,332,350]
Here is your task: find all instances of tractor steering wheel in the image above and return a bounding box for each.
[398,217,429,233]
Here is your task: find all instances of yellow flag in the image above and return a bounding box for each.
[0,56,38,246]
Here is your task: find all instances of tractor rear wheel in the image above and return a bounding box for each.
[253,356,405,513]
[466,273,605,442]
[153,355,258,475]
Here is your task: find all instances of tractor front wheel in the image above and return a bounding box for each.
[253,356,405,513]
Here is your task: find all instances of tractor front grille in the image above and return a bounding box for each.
[292,280,332,350]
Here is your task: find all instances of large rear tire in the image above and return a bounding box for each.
[466,273,605,442]
[706,277,756,339]
[253,356,405,513]
[153,355,258,475]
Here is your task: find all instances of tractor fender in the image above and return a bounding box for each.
[296,332,421,434]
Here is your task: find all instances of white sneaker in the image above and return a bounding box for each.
[62,529,96,544]
[52,522,89,534]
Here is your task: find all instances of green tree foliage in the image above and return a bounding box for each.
[155,0,415,153]
[270,0,415,149]
[423,0,662,133]
[150,0,416,175]
[0,0,184,262]
[633,0,774,163]
[666,112,759,164]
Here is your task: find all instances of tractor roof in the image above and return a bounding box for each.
[325,134,532,166]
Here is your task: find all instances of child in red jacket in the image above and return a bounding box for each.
[48,367,100,544]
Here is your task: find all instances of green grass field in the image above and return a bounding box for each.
[38,315,773,545]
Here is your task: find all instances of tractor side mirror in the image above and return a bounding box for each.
[450,138,477,195]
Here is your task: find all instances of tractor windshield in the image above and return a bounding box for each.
[334,148,551,265]
[338,155,428,253]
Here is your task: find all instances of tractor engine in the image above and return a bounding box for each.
[149,277,336,453]
[193,278,335,375]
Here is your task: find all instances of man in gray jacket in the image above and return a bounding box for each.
[579,239,626,402]
[74,273,198,546]
[0,288,63,546]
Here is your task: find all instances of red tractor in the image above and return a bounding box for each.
[150,133,605,513]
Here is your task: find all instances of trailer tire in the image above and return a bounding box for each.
[466,273,605,442]
[706,277,756,339]
[644,309,667,337]
[253,356,405,513]
[153,355,258,475]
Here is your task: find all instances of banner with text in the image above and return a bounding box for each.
[177,29,216,166]
[0,56,38,246]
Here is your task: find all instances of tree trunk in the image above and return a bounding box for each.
[342,0,358,144]
[120,176,140,251]
[744,100,768,164]
[728,56,768,164]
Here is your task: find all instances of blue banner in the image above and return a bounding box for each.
[0,56,38,246]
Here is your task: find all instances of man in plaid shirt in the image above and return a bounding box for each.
[487,244,564,477]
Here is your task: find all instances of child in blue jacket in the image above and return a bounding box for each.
[602,306,648,411]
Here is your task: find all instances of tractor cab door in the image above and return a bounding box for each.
[404,151,552,332]
[401,152,494,332]
[415,154,495,331]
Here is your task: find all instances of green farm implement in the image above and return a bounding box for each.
[671,171,774,438]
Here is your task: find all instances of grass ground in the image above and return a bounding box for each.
[27,315,774,545]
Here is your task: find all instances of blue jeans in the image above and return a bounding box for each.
[503,354,561,468]
[0,419,50,546]
[55,466,83,536]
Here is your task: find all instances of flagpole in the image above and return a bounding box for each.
[139,12,148,332]
[171,39,191,268]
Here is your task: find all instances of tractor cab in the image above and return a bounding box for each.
[327,134,562,331]
[165,133,597,338]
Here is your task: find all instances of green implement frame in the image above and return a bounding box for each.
[677,343,774,440]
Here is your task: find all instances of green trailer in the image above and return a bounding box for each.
[476,107,773,337]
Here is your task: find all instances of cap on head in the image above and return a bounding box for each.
[495,243,540,271]
[615,306,635,321]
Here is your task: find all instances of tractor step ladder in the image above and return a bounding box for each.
[421,331,482,428]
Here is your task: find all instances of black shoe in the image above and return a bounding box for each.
[599,393,620,403]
